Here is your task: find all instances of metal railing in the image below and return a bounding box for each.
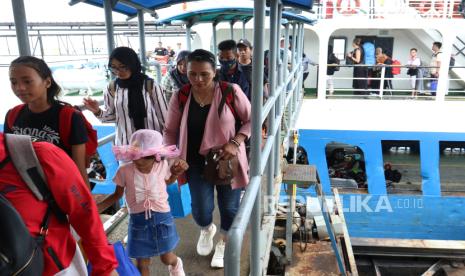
[314,0,465,19]
[322,63,465,100]
[224,1,306,275]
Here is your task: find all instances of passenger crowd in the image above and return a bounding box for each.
[1,38,260,276]
[340,39,448,97]
[1,35,451,275]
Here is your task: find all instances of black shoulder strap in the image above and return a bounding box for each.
[4,134,67,223]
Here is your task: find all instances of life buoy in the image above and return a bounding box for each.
[416,0,430,14]
[326,0,334,19]
[336,0,361,15]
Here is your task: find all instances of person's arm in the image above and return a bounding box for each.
[221,84,251,160]
[71,144,90,189]
[165,159,189,184]
[35,143,117,275]
[353,48,362,64]
[69,112,90,189]
[97,186,124,213]
[83,85,117,122]
[163,91,183,145]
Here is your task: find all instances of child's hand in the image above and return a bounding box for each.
[170,159,189,176]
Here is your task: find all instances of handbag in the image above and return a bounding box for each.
[203,150,239,185]
[87,241,140,276]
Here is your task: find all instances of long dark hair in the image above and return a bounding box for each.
[187,49,219,81]
[108,46,142,74]
[10,56,61,104]
[109,46,148,131]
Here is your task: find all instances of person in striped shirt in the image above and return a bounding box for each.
[83,47,168,146]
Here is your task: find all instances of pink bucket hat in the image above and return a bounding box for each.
[112,129,180,162]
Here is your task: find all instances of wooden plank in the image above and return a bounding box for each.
[315,181,347,275]
[351,238,465,250]
[103,207,128,235]
[333,188,359,276]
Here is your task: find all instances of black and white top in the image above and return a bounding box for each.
[98,81,168,146]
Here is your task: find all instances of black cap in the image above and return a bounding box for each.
[237,38,252,49]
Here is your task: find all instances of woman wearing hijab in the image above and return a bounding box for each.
[83,47,168,146]
[161,50,191,102]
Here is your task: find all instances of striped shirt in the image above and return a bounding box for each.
[97,80,168,146]
[160,73,179,103]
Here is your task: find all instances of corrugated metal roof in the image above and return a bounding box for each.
[69,0,314,16]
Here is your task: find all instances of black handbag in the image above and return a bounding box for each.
[203,150,239,185]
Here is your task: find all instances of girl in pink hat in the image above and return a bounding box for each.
[97,129,188,276]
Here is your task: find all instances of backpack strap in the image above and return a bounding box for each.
[58,105,75,152]
[178,83,192,111]
[4,134,67,223]
[5,134,47,200]
[218,81,238,120]
[6,104,27,129]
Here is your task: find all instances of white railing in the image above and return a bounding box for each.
[314,0,465,19]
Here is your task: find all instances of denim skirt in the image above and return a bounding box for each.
[127,211,179,258]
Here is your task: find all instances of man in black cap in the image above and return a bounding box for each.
[218,39,250,100]
[237,38,253,88]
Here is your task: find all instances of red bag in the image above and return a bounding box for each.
[392,59,401,75]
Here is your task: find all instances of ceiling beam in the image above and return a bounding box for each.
[68,0,86,6]
[118,0,156,14]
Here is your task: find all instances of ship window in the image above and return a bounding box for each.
[381,140,421,195]
[325,142,366,191]
[329,37,347,61]
[439,141,465,196]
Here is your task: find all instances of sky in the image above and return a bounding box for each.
[1,0,128,22]
[0,0,254,23]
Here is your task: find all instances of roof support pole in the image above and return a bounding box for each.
[266,0,279,218]
[38,31,45,59]
[294,23,304,115]
[242,21,246,39]
[186,25,192,51]
[11,0,31,56]
[212,23,218,57]
[224,1,266,275]
[250,1,265,275]
[103,0,115,54]
[230,21,234,40]
[137,9,147,71]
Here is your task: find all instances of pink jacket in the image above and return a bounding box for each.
[163,82,251,189]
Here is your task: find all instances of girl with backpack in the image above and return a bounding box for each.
[97,129,188,276]
[83,47,168,147]
[163,49,251,268]
[0,133,118,276]
[4,56,91,189]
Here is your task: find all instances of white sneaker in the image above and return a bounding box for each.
[211,240,225,268]
[196,224,217,256]
[168,257,185,276]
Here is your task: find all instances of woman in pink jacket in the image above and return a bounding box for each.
[163,49,251,269]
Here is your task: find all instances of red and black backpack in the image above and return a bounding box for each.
[178,81,239,121]
[6,103,98,164]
